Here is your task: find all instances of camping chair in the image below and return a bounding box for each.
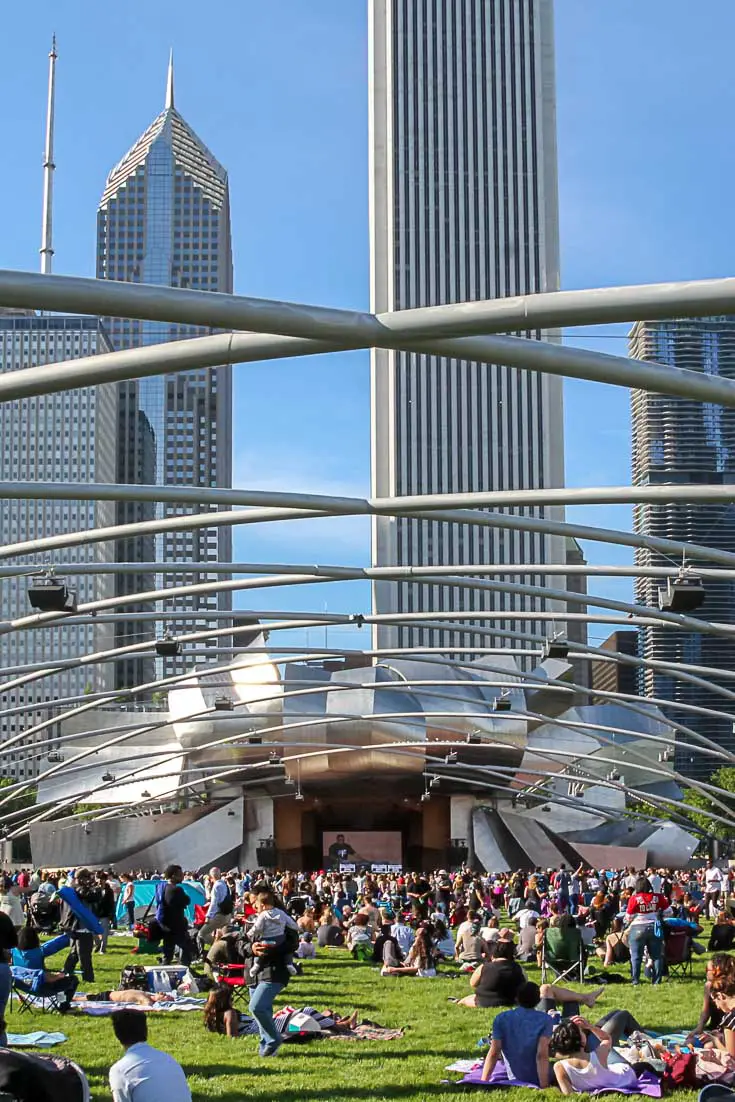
[210,962,250,1009]
[664,928,693,979]
[541,925,585,984]
[10,975,67,1015]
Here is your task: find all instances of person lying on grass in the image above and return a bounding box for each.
[203,985,359,1037]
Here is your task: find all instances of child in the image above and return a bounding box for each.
[249,890,299,980]
[296,931,316,959]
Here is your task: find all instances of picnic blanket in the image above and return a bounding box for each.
[74,996,205,1016]
[236,1006,404,1043]
[454,1062,662,1096]
[6,1031,67,1048]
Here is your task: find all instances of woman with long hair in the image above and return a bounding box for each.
[204,985,242,1037]
[381,925,436,977]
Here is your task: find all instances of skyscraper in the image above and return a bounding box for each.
[369,0,565,656]
[96,58,233,687]
[0,314,117,779]
[630,318,735,777]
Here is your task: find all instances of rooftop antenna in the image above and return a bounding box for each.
[40,34,57,275]
[165,48,174,110]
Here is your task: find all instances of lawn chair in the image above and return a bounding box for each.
[210,962,250,1009]
[10,975,67,1015]
[541,925,585,984]
[664,928,693,979]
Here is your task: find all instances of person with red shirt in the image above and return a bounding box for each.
[625,876,669,985]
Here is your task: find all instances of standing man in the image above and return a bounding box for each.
[109,1009,191,1101]
[196,867,233,954]
[95,871,116,954]
[156,865,193,966]
[59,869,101,984]
[705,859,724,919]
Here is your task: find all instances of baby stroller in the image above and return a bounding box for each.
[27,891,60,933]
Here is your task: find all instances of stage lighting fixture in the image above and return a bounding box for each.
[247,735,262,745]
[294,791,305,801]
[420,791,431,802]
[47,751,63,763]
[606,769,621,783]
[140,789,151,799]
[445,751,458,764]
[543,637,569,660]
[430,775,440,788]
[214,696,234,711]
[268,751,280,764]
[493,694,512,712]
[155,632,182,658]
[466,732,481,744]
[658,747,674,763]
[658,570,705,613]
[28,572,76,614]
[101,772,115,783]
[285,776,296,786]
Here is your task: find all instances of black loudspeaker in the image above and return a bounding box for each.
[448,845,469,868]
[404,845,423,871]
[256,846,277,869]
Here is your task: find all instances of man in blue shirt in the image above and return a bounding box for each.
[480,982,553,1086]
[109,1010,191,1102]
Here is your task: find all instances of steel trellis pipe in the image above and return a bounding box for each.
[4,270,735,404]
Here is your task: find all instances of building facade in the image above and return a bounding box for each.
[369,0,565,656]
[630,318,735,778]
[96,63,233,688]
[0,315,117,778]
[591,630,638,702]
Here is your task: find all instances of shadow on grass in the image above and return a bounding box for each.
[191,1085,461,1102]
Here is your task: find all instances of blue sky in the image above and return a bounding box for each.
[1,1,735,649]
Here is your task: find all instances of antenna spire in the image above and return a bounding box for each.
[165,49,174,110]
[40,34,57,275]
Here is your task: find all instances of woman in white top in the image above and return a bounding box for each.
[551,1017,638,1095]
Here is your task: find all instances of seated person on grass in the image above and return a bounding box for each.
[455,918,490,967]
[709,911,735,952]
[480,981,553,1086]
[10,927,78,1009]
[381,925,437,977]
[109,1008,191,1102]
[595,917,630,967]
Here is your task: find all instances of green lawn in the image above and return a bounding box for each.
[7,936,709,1101]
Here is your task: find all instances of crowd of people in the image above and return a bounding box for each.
[0,858,732,1099]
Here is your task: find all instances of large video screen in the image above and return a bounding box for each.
[322,830,402,868]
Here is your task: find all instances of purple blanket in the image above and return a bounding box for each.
[460,1064,661,1097]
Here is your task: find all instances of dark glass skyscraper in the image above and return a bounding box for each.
[630,318,735,778]
[96,60,233,686]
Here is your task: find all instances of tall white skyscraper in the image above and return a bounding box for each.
[369,0,565,654]
[0,315,117,779]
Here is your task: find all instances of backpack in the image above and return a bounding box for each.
[218,886,234,916]
[119,965,149,992]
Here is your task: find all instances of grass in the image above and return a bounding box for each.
[6,935,709,1101]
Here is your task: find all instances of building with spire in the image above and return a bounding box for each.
[0,39,117,780]
[96,57,234,688]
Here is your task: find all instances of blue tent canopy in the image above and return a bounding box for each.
[116,879,206,923]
